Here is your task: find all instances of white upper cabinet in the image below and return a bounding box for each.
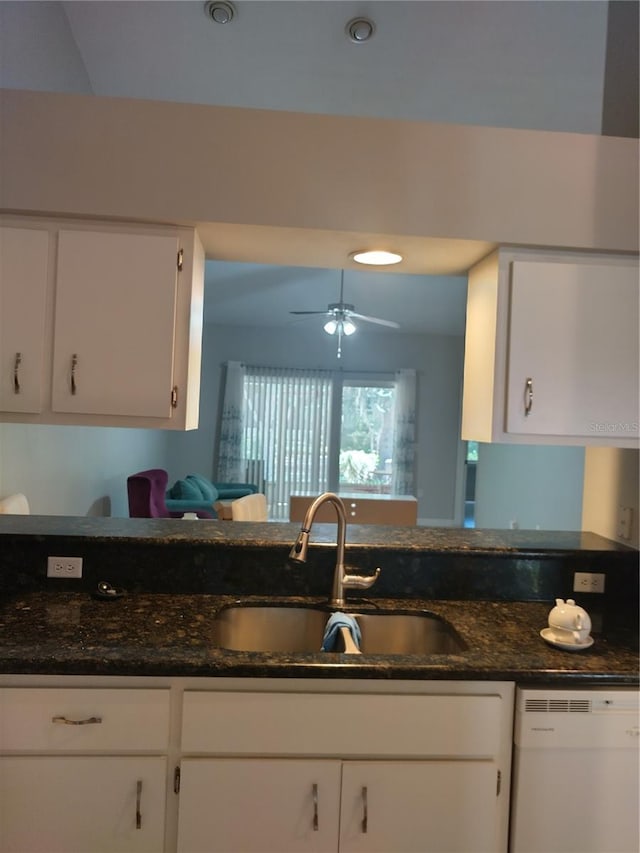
[462,249,639,447]
[52,229,179,418]
[0,226,50,414]
[0,217,204,430]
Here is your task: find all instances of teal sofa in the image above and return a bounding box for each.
[165,473,258,516]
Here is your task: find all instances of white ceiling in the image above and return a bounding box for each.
[206,261,468,334]
[1,1,614,333]
[60,0,608,133]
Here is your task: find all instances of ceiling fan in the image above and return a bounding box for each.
[290,270,400,358]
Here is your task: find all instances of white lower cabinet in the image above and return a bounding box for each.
[177,758,497,853]
[0,678,514,853]
[339,760,497,853]
[0,687,171,853]
[177,759,342,852]
[0,756,166,853]
[177,683,513,853]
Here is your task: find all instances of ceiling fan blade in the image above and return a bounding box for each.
[289,310,331,316]
[349,311,400,329]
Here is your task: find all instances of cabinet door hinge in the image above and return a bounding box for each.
[171,386,178,408]
[177,248,184,271]
[496,769,502,796]
[174,765,181,794]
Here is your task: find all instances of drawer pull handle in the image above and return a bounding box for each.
[70,353,78,396]
[361,786,368,833]
[136,780,143,829]
[312,783,319,831]
[13,352,21,394]
[524,377,533,416]
[52,715,103,726]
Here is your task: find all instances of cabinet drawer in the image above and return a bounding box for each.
[182,691,503,757]
[0,688,170,753]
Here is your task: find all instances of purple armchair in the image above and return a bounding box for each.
[127,469,214,519]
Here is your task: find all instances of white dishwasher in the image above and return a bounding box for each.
[510,687,639,853]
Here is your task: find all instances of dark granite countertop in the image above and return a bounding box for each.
[1,517,637,686]
[1,515,635,556]
[0,591,637,685]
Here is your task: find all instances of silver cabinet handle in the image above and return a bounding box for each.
[71,353,78,395]
[136,780,143,829]
[13,352,21,394]
[52,715,102,725]
[524,377,533,416]
[312,783,318,831]
[361,786,368,833]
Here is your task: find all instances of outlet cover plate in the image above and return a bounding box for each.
[573,571,605,594]
[47,556,83,578]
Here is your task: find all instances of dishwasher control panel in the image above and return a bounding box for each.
[514,687,640,749]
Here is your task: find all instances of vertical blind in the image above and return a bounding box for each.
[216,362,416,521]
[243,366,333,521]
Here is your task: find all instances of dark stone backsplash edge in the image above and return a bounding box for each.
[0,518,637,624]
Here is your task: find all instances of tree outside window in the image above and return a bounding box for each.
[339,382,396,494]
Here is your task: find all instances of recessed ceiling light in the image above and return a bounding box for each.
[204,1,235,24]
[351,250,403,266]
[346,17,376,44]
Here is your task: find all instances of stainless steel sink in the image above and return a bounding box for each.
[214,604,467,655]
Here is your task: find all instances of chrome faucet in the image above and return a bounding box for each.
[289,492,381,608]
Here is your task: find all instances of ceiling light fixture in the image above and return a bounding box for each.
[324,317,357,337]
[204,1,235,24]
[291,270,398,359]
[351,250,403,266]
[346,17,376,43]
[323,314,356,359]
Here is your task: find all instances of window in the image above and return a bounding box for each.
[339,380,396,494]
[217,364,416,520]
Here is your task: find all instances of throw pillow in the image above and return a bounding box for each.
[168,478,201,501]
[186,474,219,503]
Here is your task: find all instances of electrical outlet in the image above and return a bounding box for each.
[47,556,83,578]
[573,571,605,594]
[618,506,633,541]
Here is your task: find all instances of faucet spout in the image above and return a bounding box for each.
[289,492,381,608]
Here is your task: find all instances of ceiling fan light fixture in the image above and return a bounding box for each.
[351,250,403,266]
[342,319,357,336]
[324,319,338,335]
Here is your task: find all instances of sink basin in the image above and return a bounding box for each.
[214,604,467,655]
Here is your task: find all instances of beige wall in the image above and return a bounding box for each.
[1,89,638,264]
[582,448,640,547]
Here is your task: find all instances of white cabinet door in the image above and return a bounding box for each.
[0,756,166,853]
[0,227,49,413]
[177,758,342,853]
[51,229,179,418]
[177,759,501,853]
[339,761,498,853]
[506,260,639,440]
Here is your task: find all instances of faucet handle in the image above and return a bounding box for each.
[342,567,381,591]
